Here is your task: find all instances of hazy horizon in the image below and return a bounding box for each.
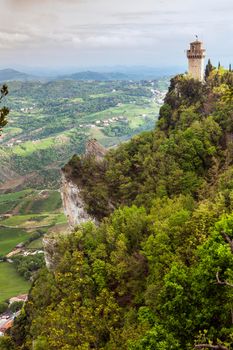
[0,0,232,71]
[0,65,184,78]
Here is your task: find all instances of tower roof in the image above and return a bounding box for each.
[187,39,206,59]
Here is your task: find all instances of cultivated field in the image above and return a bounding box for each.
[0,262,30,302]
[0,189,67,257]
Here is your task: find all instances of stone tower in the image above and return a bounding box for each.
[187,39,206,81]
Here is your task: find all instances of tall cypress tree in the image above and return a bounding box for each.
[205,59,214,80]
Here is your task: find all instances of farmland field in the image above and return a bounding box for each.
[0,78,168,192]
[0,188,67,257]
[0,262,30,302]
[0,227,29,257]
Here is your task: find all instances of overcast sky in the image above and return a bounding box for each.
[0,0,232,72]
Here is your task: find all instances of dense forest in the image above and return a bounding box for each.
[2,67,233,349]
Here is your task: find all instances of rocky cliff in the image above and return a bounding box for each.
[61,139,106,227]
[43,234,61,270]
[43,139,106,269]
[85,139,107,160]
[60,173,94,228]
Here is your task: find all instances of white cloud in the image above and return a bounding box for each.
[0,0,232,67]
[0,32,30,48]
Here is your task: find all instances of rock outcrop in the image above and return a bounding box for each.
[60,174,94,228]
[44,139,106,269]
[85,139,107,160]
[43,234,60,271]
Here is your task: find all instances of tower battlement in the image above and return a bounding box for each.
[187,39,206,81]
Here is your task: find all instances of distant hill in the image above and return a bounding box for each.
[60,71,129,81]
[0,69,34,82]
[0,68,172,82]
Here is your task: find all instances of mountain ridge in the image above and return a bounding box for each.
[59,70,130,81]
[0,69,36,82]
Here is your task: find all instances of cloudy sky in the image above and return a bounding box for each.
[0,0,232,72]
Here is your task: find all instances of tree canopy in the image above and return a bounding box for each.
[7,67,233,350]
[0,84,9,133]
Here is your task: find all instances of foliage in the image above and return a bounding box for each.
[0,336,16,350]
[62,69,233,221]
[0,84,9,134]
[10,68,233,349]
[12,254,45,280]
[205,59,215,80]
[0,302,8,314]
[9,301,24,313]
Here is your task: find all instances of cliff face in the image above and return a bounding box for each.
[43,235,60,271]
[44,175,94,269]
[61,173,94,228]
[43,139,105,269]
[61,139,106,227]
[85,139,107,160]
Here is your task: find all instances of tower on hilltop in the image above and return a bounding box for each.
[187,37,206,81]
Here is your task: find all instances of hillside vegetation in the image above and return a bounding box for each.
[0,79,167,191]
[5,68,233,350]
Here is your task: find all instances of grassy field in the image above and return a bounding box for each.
[2,213,66,226]
[18,191,62,215]
[88,127,124,147]
[81,102,158,125]
[0,189,66,256]
[27,237,43,249]
[0,189,62,216]
[0,189,33,203]
[0,262,30,302]
[0,227,30,257]
[0,212,67,256]
[12,136,60,157]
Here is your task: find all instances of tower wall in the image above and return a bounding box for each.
[188,57,205,81]
[187,40,206,81]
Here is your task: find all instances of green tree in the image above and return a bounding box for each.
[0,302,8,314]
[0,336,16,350]
[33,336,49,350]
[9,301,24,313]
[205,59,215,80]
[0,84,9,133]
[9,68,233,350]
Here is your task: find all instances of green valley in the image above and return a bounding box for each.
[0,79,168,192]
[0,188,67,305]
[0,77,168,306]
[0,189,66,257]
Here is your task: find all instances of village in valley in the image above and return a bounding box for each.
[0,294,28,336]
